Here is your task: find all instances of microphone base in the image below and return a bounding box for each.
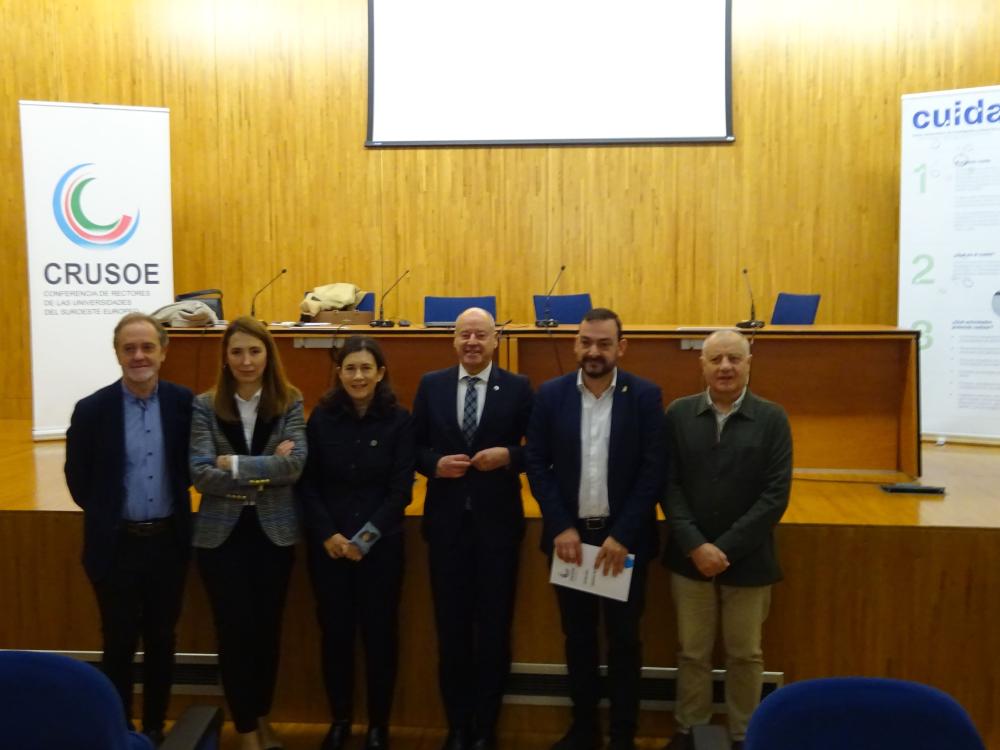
[736,319,766,329]
[369,319,396,328]
[535,318,560,328]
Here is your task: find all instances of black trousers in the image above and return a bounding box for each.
[428,513,520,738]
[553,524,649,742]
[90,523,187,733]
[307,533,404,727]
[197,507,294,734]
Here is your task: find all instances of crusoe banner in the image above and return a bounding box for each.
[899,84,1000,440]
[19,101,174,439]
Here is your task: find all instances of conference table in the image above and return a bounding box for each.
[161,323,921,480]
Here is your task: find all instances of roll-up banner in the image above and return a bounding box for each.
[899,84,1000,440]
[19,101,174,440]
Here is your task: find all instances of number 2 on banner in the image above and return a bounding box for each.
[912,255,934,285]
[912,320,933,350]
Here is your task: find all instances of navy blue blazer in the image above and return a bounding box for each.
[525,370,665,560]
[65,379,194,582]
[413,365,533,548]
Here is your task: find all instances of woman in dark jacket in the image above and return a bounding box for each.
[298,335,414,750]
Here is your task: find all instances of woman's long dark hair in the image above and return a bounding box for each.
[213,316,301,422]
[318,335,397,417]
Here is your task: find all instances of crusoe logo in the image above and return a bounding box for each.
[52,163,140,248]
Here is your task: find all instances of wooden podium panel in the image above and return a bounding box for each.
[161,328,459,412]
[161,325,920,477]
[512,326,920,477]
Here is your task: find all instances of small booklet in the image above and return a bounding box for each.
[549,543,635,602]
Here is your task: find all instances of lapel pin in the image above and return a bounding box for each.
[622,385,629,393]
[370,439,378,447]
[493,385,500,391]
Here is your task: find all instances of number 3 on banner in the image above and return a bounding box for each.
[912,254,934,285]
[912,320,933,350]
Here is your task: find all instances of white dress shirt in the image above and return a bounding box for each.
[230,389,261,485]
[577,368,616,518]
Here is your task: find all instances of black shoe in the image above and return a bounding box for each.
[322,721,352,750]
[607,739,636,750]
[142,729,165,747]
[470,736,496,750]
[731,742,745,750]
[365,725,389,750]
[550,725,601,750]
[662,732,692,750]
[441,728,470,750]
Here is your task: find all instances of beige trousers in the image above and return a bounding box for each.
[670,573,772,740]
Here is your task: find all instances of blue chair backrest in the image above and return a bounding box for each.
[423,295,497,325]
[745,677,985,750]
[0,651,153,750]
[532,293,593,325]
[770,292,820,324]
[357,291,376,312]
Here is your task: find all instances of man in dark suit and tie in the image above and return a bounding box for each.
[413,307,534,750]
[526,308,665,750]
[65,312,194,745]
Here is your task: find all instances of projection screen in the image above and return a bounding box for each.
[367,0,733,147]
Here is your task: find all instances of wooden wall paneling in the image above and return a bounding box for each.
[3,0,1000,418]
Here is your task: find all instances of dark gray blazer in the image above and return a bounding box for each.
[662,389,792,586]
[189,392,306,549]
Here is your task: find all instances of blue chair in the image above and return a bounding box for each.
[744,677,986,750]
[357,291,376,312]
[770,292,820,324]
[0,650,153,749]
[532,293,592,325]
[423,295,497,325]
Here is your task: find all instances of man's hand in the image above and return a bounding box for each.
[554,527,583,565]
[690,543,730,577]
[594,536,629,576]
[324,533,352,559]
[215,454,233,471]
[436,454,472,478]
[470,447,510,472]
[275,440,295,457]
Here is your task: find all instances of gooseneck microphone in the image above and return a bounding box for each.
[536,264,567,327]
[370,269,410,328]
[250,268,287,319]
[736,268,765,329]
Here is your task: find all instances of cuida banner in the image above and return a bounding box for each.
[19,101,174,439]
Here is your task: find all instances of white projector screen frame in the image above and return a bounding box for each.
[367,0,733,147]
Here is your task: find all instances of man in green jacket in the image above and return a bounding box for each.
[661,330,792,750]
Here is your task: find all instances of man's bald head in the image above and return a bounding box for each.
[702,329,751,358]
[700,329,752,406]
[454,307,498,375]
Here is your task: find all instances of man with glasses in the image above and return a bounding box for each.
[526,308,665,750]
[413,307,534,750]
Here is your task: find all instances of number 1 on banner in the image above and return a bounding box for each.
[914,163,927,193]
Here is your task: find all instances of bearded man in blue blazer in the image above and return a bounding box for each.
[65,313,194,745]
[526,308,665,750]
[413,307,534,750]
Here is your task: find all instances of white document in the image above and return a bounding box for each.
[549,543,635,602]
